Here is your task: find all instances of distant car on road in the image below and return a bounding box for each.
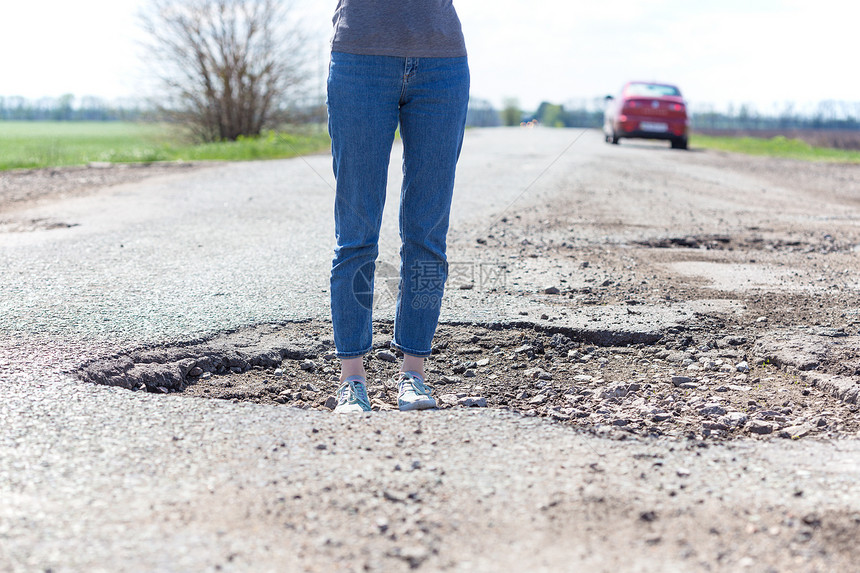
[604,81,689,149]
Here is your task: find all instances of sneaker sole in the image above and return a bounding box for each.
[334,405,371,413]
[399,398,436,411]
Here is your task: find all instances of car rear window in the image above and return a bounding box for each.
[625,83,681,97]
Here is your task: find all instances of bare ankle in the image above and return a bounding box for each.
[340,356,366,383]
[401,354,426,379]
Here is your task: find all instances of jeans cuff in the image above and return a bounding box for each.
[391,342,432,359]
[335,348,371,360]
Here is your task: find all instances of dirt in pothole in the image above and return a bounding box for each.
[178,320,860,442]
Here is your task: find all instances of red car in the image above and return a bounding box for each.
[604,81,689,149]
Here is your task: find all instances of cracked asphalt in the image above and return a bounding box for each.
[2,129,860,572]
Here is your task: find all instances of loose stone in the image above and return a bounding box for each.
[300,360,316,371]
[458,396,488,408]
[779,424,814,439]
[748,420,775,434]
[720,412,748,427]
[699,403,727,417]
[599,383,637,400]
[376,350,397,363]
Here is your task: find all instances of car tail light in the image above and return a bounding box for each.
[671,103,684,112]
[628,101,638,108]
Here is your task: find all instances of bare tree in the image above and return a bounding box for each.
[140,0,309,142]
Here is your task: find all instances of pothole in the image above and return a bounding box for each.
[633,233,855,254]
[0,217,80,233]
[76,320,860,441]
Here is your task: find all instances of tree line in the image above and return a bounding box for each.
[0,95,148,122]
[692,101,860,131]
[5,93,859,133]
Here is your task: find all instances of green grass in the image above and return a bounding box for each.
[690,133,860,163]
[0,121,331,170]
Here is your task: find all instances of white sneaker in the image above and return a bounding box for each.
[394,371,436,411]
[334,376,371,413]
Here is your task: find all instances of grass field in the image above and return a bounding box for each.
[691,133,860,163]
[0,121,331,171]
[4,121,860,170]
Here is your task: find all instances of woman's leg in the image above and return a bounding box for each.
[393,56,471,359]
[327,52,402,370]
[401,353,425,378]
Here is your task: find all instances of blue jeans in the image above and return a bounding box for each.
[327,52,470,359]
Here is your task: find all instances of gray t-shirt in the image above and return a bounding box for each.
[331,0,467,58]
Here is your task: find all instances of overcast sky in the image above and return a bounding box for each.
[0,0,854,113]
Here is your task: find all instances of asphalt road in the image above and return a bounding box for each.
[2,129,859,572]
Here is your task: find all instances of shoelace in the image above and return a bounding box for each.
[340,379,369,405]
[397,372,432,396]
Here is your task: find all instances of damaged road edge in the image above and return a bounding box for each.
[75,323,328,393]
[74,319,664,394]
